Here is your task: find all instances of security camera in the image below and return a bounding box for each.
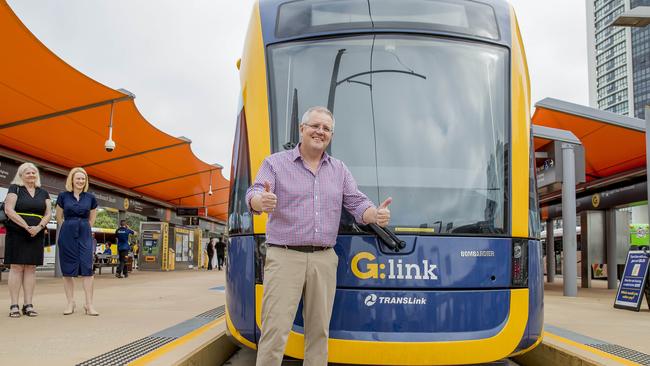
[208,190,213,196]
[104,139,116,152]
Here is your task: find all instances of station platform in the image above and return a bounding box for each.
[1,270,649,366]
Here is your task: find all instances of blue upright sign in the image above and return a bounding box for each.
[614,250,650,311]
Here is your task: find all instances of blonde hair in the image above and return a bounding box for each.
[65,167,90,192]
[11,162,41,187]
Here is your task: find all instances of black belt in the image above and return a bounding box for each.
[268,244,331,253]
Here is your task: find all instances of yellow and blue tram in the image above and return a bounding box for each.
[226,0,543,364]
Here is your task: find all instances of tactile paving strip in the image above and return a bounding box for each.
[587,344,650,366]
[196,306,226,319]
[77,305,225,366]
[546,324,650,366]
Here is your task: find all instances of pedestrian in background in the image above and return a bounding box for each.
[206,238,215,270]
[4,162,52,318]
[215,236,226,271]
[132,240,139,270]
[115,220,134,278]
[56,167,99,316]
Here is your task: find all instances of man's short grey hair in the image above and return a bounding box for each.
[300,106,336,128]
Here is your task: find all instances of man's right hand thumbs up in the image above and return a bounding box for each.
[260,181,277,213]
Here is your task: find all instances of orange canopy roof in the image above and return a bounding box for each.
[0,1,228,221]
[532,98,646,182]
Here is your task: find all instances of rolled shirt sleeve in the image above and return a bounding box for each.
[245,159,276,215]
[341,162,374,224]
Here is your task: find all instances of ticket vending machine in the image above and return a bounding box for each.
[139,222,172,271]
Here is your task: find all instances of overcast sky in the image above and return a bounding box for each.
[7,0,589,178]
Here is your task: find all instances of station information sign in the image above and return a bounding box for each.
[614,250,650,311]
[176,207,199,216]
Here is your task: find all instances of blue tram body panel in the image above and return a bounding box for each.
[295,289,511,342]
[289,235,516,342]
[335,235,512,288]
[226,236,257,345]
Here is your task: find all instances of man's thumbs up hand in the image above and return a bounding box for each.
[376,197,392,227]
[260,181,277,213]
[379,197,392,210]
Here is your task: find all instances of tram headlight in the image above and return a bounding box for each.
[511,239,528,287]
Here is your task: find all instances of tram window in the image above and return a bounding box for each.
[268,35,508,235]
[228,108,253,235]
[276,0,499,40]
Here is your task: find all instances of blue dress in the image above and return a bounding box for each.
[56,191,97,277]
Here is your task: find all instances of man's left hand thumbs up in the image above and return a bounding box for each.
[376,197,392,227]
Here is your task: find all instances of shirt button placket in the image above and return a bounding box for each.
[315,178,319,234]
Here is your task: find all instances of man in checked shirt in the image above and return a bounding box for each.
[247,106,392,366]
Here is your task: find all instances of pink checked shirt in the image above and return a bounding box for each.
[246,145,374,247]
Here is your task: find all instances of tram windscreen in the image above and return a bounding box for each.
[268,35,508,235]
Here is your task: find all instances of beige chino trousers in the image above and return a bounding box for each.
[255,245,339,366]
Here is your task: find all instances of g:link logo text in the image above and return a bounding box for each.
[351,252,438,280]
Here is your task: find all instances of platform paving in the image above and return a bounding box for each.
[2,269,649,365]
[0,268,226,365]
[541,276,650,365]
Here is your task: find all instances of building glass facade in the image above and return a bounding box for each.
[630,0,650,119]
[587,0,650,119]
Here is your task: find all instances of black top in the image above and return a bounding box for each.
[4,184,50,265]
[215,240,226,255]
[8,184,49,221]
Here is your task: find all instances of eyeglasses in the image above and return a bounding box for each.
[303,123,333,134]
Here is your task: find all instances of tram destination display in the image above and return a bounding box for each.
[614,250,650,311]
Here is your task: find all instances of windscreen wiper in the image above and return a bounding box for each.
[368,223,406,252]
[283,88,300,150]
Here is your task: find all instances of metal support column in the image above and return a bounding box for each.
[562,143,578,296]
[546,219,555,283]
[606,208,618,289]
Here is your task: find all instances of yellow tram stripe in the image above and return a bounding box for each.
[509,6,531,238]
[238,1,271,235]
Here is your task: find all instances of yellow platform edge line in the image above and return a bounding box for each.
[127,317,226,366]
[543,331,641,366]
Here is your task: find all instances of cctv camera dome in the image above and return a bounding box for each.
[105,139,116,152]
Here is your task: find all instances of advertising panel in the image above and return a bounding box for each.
[614,250,650,311]
[630,224,650,246]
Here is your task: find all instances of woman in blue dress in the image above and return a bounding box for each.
[56,167,99,316]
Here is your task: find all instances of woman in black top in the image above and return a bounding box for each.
[4,162,52,318]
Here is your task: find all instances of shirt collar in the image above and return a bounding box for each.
[292,143,331,164]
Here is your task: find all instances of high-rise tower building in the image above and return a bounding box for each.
[586,0,650,118]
